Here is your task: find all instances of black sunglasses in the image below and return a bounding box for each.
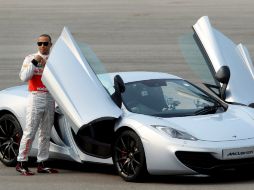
[37,42,50,46]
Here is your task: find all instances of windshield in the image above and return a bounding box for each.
[122,79,221,117]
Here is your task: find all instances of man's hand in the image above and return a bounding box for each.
[40,59,46,66]
[34,55,46,66]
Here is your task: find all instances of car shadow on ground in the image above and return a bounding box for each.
[142,167,254,184]
[143,173,254,185]
[28,159,254,184]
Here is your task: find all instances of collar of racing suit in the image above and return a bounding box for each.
[37,51,49,61]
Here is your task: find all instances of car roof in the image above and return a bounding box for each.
[103,71,182,83]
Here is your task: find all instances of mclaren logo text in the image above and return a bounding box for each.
[227,150,254,157]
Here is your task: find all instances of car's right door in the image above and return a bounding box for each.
[191,16,254,106]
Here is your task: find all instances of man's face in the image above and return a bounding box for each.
[37,36,52,55]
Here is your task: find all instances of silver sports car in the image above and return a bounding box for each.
[1,16,254,181]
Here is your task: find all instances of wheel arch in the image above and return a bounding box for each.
[114,124,148,144]
[114,126,136,137]
[0,109,23,129]
[114,125,145,143]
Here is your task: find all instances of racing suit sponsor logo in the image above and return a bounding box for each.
[33,67,44,75]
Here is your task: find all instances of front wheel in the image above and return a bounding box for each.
[0,114,22,166]
[113,130,147,181]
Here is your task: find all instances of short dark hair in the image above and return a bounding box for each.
[39,34,52,42]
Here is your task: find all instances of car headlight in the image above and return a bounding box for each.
[152,125,198,141]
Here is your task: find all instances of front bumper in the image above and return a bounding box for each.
[143,136,254,175]
[175,151,254,174]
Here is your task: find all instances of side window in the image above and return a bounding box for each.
[78,42,114,95]
[179,33,220,95]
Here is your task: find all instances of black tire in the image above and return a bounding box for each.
[113,130,147,182]
[0,114,22,166]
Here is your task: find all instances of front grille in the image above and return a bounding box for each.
[175,151,254,174]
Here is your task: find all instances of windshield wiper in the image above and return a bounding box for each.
[194,104,223,115]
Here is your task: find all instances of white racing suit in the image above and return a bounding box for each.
[17,52,55,162]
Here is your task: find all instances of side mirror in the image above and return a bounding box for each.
[114,75,125,93]
[111,75,125,108]
[249,103,254,108]
[215,66,230,100]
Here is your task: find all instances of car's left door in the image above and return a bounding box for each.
[42,27,122,134]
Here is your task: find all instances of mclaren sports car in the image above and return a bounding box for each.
[1,16,254,181]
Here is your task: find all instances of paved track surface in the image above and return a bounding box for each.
[2,160,254,190]
[1,0,254,189]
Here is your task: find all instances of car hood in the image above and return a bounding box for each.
[160,105,254,141]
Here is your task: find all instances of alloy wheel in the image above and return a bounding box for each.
[0,114,22,166]
[113,130,146,181]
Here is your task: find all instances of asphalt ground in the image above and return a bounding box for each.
[1,0,254,189]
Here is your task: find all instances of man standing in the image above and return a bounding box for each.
[16,34,58,175]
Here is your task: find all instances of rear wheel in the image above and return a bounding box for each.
[0,114,22,166]
[113,130,147,181]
